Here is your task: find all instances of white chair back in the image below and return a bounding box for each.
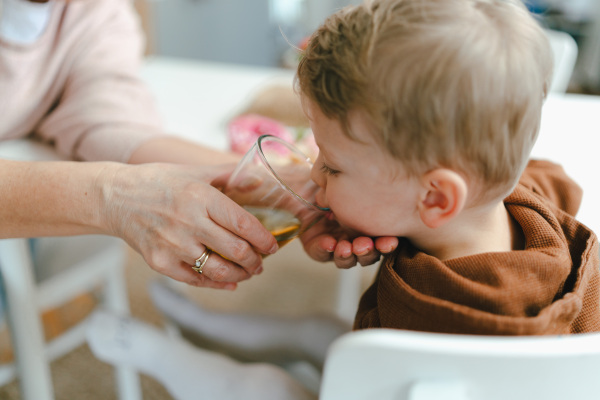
[545,29,579,93]
[320,329,600,400]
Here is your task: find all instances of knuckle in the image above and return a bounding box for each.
[146,252,170,273]
[317,253,333,262]
[229,239,253,261]
[358,255,379,267]
[209,264,230,282]
[307,244,332,262]
[188,276,210,287]
[185,276,203,286]
[190,280,213,289]
[337,259,357,269]
[233,212,254,236]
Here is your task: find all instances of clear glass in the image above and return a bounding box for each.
[224,135,329,250]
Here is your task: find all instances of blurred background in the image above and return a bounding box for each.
[133,0,600,93]
[134,0,360,67]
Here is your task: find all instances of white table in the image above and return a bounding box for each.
[140,56,295,152]
[141,56,600,236]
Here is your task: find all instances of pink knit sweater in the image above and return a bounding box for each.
[0,0,165,162]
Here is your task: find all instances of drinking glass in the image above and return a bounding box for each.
[223,134,329,250]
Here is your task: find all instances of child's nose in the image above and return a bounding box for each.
[315,188,328,209]
[310,164,325,188]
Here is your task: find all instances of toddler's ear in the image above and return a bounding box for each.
[418,169,467,229]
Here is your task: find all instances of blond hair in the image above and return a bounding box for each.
[296,0,553,202]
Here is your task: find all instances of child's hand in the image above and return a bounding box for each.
[332,236,399,269]
[300,219,398,268]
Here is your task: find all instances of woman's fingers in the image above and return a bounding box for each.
[102,163,278,288]
[173,260,240,290]
[171,197,271,282]
[203,193,278,262]
[145,240,257,289]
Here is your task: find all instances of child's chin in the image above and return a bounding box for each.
[338,222,370,239]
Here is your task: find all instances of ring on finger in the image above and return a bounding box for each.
[192,248,212,274]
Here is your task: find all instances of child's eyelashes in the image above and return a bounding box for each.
[320,163,340,176]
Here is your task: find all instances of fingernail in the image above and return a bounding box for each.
[224,283,237,291]
[355,248,369,256]
[269,243,279,254]
[255,265,264,275]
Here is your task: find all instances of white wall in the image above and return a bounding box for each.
[148,0,361,67]
[304,0,360,32]
[151,0,276,67]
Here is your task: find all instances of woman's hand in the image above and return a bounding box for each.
[300,217,399,269]
[99,162,278,289]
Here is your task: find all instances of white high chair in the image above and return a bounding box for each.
[0,139,141,400]
[320,328,600,400]
[545,29,579,93]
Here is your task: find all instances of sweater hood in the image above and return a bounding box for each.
[354,184,600,335]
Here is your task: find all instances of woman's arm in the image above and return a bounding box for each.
[0,159,106,238]
[128,136,241,165]
[0,159,278,289]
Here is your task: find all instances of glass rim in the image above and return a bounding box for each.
[256,135,329,213]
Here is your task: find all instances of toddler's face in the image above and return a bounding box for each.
[306,101,422,237]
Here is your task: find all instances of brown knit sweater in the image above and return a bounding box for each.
[354,160,600,335]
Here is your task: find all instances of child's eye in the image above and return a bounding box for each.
[320,163,340,176]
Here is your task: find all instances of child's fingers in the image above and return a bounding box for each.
[333,240,357,269]
[303,235,336,262]
[374,236,399,254]
[352,237,380,266]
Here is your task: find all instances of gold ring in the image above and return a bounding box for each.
[192,249,211,274]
